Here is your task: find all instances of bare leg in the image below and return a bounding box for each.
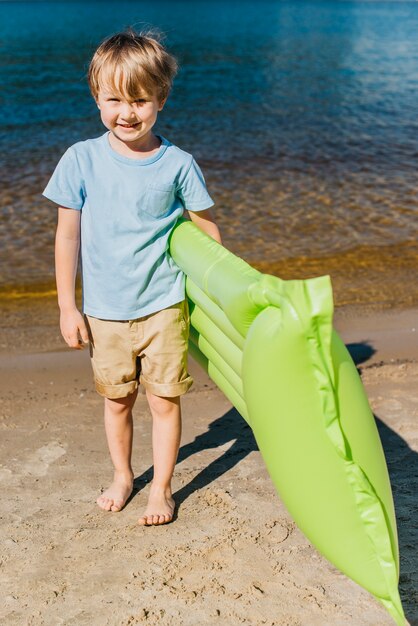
[138,391,181,525]
[97,389,137,512]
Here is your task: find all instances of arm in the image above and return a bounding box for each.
[55,207,89,349]
[187,208,222,244]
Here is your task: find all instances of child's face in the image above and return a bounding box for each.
[96,88,166,146]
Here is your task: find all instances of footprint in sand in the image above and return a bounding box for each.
[0,467,16,484]
[22,442,67,477]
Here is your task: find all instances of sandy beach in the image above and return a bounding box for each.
[0,302,417,626]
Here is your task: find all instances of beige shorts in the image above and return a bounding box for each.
[84,300,193,399]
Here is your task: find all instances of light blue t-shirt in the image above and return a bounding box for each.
[43,132,214,320]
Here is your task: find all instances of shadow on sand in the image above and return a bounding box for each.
[133,406,257,507]
[341,341,417,621]
[375,416,418,624]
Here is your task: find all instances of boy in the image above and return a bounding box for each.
[42,29,221,526]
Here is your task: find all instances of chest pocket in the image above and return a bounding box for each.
[142,183,176,218]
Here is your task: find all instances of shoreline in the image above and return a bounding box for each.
[1,289,418,362]
[2,238,418,315]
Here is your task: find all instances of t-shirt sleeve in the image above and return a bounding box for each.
[42,147,85,210]
[177,157,214,212]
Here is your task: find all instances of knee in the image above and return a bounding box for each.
[105,390,137,415]
[147,393,180,418]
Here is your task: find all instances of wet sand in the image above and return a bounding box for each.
[0,304,417,625]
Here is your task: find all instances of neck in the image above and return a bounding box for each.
[108,131,161,159]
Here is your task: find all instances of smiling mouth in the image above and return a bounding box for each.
[118,123,140,129]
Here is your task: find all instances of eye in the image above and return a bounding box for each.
[135,99,147,103]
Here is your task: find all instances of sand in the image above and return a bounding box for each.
[0,303,417,626]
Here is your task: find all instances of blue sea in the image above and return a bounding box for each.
[1,1,418,306]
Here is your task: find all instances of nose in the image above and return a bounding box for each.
[120,101,136,119]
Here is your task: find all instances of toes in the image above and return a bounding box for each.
[110,501,123,512]
[97,496,112,511]
[140,514,160,525]
[138,509,174,526]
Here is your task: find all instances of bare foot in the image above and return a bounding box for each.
[97,471,133,512]
[138,484,175,526]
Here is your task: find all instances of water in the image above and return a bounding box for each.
[1,0,418,307]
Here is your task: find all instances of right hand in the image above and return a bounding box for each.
[59,308,90,349]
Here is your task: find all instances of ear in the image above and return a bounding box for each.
[158,97,167,111]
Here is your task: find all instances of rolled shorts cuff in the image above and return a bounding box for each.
[139,374,193,398]
[95,379,138,399]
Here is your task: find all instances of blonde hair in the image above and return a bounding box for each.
[88,28,178,103]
